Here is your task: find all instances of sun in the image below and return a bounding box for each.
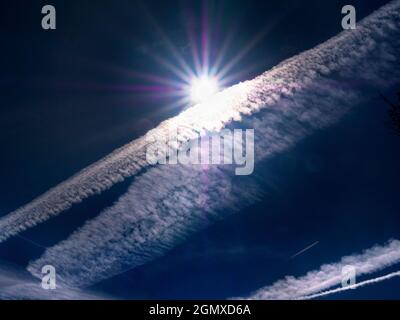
[125,2,258,111]
[189,75,219,104]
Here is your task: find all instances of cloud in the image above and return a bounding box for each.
[300,270,400,300]
[1,1,399,244]
[239,239,400,300]
[25,1,400,288]
[0,261,108,300]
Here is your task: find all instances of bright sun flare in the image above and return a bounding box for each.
[189,75,219,104]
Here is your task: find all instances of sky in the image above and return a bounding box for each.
[0,0,399,299]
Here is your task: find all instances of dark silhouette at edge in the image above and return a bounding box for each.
[381,91,400,136]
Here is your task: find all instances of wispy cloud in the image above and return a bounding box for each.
[239,239,400,300]
[0,261,108,300]
[24,1,400,288]
[300,270,400,300]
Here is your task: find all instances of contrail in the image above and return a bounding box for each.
[0,260,108,300]
[240,239,400,300]
[26,1,400,288]
[299,270,400,300]
[0,72,252,242]
[290,241,319,259]
[15,234,47,250]
[1,0,400,244]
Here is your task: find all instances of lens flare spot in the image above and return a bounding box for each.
[190,76,219,104]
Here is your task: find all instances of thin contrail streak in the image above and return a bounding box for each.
[241,240,400,300]
[290,241,319,259]
[300,270,400,300]
[15,235,47,250]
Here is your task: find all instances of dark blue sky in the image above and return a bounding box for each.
[0,0,399,299]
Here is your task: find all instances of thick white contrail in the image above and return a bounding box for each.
[241,240,400,300]
[26,1,400,287]
[300,270,400,300]
[1,1,399,244]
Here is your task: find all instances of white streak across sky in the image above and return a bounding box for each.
[0,260,107,300]
[241,240,400,300]
[1,1,399,245]
[21,0,400,288]
[300,270,400,300]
